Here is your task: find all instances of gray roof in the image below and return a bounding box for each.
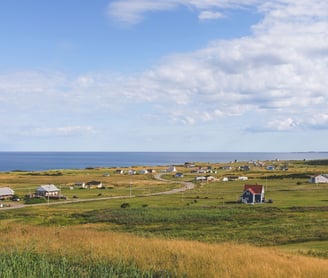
[37,184,59,192]
[0,187,14,196]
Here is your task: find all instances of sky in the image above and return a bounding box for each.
[1,0,328,152]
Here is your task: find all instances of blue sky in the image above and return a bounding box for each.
[1,0,328,152]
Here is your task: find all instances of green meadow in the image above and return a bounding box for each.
[0,160,328,277]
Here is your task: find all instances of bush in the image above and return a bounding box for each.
[120,203,130,209]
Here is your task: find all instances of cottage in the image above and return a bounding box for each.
[221,165,233,170]
[241,184,265,204]
[115,169,124,175]
[75,182,86,188]
[36,184,60,197]
[127,170,137,175]
[86,181,103,189]
[139,169,149,175]
[195,176,206,182]
[239,165,251,171]
[184,162,195,168]
[205,175,216,182]
[310,174,328,184]
[0,187,15,200]
[167,166,177,173]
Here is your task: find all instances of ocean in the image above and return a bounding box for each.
[0,152,328,172]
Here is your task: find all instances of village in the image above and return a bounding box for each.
[1,160,328,208]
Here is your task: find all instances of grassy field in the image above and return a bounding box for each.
[0,159,328,277]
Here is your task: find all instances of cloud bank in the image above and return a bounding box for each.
[1,0,328,143]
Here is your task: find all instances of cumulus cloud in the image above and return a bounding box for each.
[2,0,328,134]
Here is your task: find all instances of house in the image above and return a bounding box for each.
[86,181,103,189]
[167,166,177,173]
[310,174,328,184]
[239,165,251,171]
[127,170,137,175]
[195,176,206,182]
[184,162,195,168]
[205,175,216,182]
[0,187,15,200]
[115,169,124,174]
[221,165,233,170]
[36,184,60,197]
[227,176,239,181]
[241,184,265,204]
[139,169,149,174]
[75,182,86,188]
[147,169,156,173]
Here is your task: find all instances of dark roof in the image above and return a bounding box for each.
[86,181,102,185]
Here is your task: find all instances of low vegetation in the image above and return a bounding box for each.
[1,224,328,278]
[0,159,327,277]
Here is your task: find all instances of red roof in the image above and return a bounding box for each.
[244,184,263,194]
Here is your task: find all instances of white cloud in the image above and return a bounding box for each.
[18,126,96,137]
[107,0,179,25]
[198,10,225,20]
[107,0,260,25]
[2,0,328,136]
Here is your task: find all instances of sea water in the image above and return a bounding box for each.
[0,152,328,172]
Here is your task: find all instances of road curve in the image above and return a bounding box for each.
[1,173,195,210]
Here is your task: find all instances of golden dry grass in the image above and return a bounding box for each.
[1,223,327,278]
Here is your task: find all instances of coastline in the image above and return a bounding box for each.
[1,151,328,172]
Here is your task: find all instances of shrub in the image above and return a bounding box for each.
[121,203,130,209]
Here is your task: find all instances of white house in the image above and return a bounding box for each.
[86,181,103,189]
[36,184,60,197]
[115,169,125,174]
[310,174,328,184]
[75,182,86,188]
[139,169,149,174]
[167,166,177,172]
[195,176,206,182]
[127,170,137,175]
[0,187,15,200]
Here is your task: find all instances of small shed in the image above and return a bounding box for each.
[241,184,265,204]
[36,184,60,197]
[0,187,15,200]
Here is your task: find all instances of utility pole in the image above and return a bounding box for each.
[129,179,132,198]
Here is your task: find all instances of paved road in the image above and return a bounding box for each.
[0,173,195,210]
